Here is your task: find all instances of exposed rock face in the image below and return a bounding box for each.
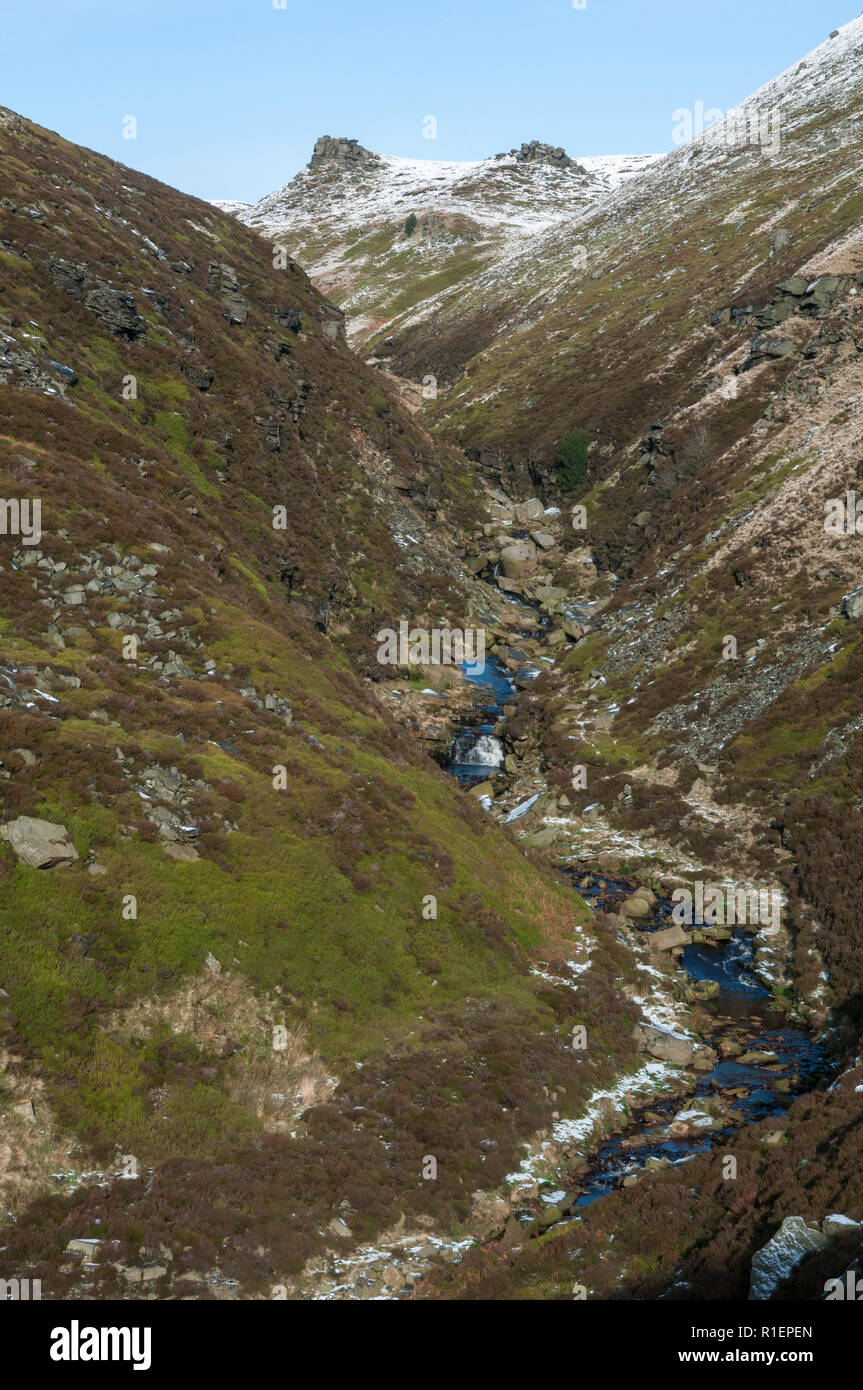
[208,261,249,324]
[0,816,79,868]
[502,140,587,174]
[749,1216,831,1300]
[842,586,863,619]
[308,136,381,172]
[317,297,346,342]
[47,258,146,339]
[47,257,89,299]
[83,284,147,340]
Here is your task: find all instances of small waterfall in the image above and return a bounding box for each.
[449,732,504,767]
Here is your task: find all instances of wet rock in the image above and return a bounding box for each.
[691,1047,718,1071]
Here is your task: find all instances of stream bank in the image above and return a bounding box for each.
[442,639,831,1251]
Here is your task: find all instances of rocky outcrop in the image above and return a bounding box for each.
[47,257,146,339]
[842,586,863,620]
[208,261,249,325]
[83,284,147,340]
[0,816,79,868]
[501,140,587,174]
[308,136,381,172]
[749,1216,831,1300]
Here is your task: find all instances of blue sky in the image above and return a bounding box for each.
[2,0,855,203]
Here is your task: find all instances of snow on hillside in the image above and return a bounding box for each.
[212,148,662,243]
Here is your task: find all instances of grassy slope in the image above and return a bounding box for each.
[0,109,644,1293]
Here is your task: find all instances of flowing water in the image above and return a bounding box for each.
[442,636,830,1220]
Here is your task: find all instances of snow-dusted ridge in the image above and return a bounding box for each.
[213,148,662,240]
[210,140,662,343]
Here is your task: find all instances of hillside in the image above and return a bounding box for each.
[0,104,645,1299]
[4,13,863,1311]
[212,136,658,348]
[399,16,863,1299]
[209,15,863,1301]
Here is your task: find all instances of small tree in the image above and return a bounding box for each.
[403,212,418,238]
[556,427,590,492]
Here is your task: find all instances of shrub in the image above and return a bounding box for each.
[403,213,418,238]
[555,428,590,492]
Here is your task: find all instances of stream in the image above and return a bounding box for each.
[443,629,830,1223]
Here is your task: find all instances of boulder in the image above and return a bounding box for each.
[620,890,656,919]
[122,1264,168,1283]
[648,924,688,951]
[632,1023,694,1066]
[521,826,561,850]
[841,586,863,620]
[776,276,808,297]
[514,497,544,524]
[66,1238,100,1257]
[749,1217,830,1301]
[162,842,199,863]
[537,1204,563,1231]
[0,816,79,868]
[499,539,538,578]
[530,530,557,550]
[500,1215,527,1250]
